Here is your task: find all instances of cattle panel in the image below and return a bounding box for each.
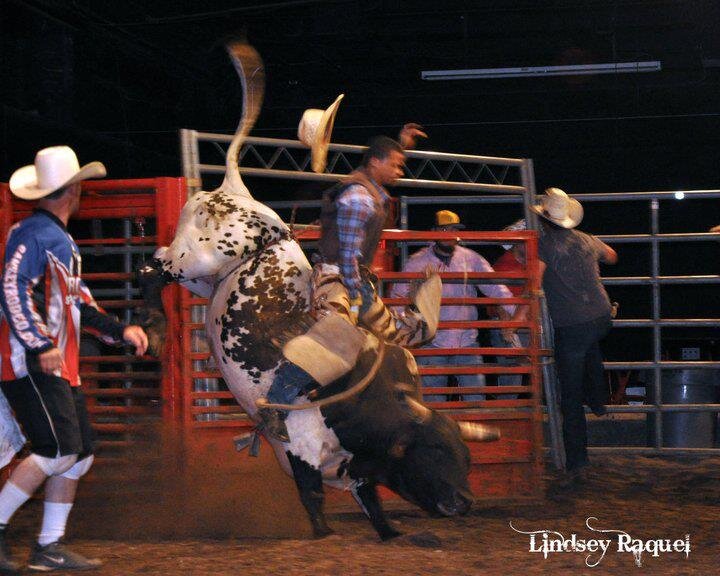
[0,178,185,480]
[176,226,545,501]
[0,179,544,502]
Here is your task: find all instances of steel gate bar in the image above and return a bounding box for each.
[0,178,186,466]
[398,189,720,456]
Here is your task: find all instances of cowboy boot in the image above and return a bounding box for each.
[255,360,318,443]
[255,398,290,443]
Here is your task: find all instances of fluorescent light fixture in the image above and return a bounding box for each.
[421,61,661,80]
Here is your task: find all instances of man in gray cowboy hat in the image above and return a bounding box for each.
[0,145,148,572]
[533,187,617,480]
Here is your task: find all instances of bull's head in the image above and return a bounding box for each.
[381,398,498,517]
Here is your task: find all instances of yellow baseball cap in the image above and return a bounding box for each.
[434,210,465,229]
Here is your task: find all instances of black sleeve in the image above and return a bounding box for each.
[80,303,125,342]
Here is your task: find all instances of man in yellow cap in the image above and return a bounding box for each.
[391,210,518,403]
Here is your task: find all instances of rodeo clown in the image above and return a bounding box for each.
[256,96,441,441]
[0,146,148,572]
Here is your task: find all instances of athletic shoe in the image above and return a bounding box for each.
[27,540,101,572]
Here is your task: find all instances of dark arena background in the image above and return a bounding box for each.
[1,1,719,575]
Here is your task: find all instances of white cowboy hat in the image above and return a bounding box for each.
[9,146,106,201]
[531,187,583,229]
[298,94,344,173]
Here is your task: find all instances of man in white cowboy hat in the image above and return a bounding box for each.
[0,145,148,572]
[390,210,519,403]
[532,187,617,481]
[256,118,439,441]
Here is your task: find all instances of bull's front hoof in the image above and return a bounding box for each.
[139,309,167,357]
[312,523,335,539]
[379,527,402,541]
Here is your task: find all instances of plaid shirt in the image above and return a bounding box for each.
[336,181,390,298]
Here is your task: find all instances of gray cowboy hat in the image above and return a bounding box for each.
[531,187,583,229]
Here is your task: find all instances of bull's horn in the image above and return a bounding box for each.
[405,396,432,423]
[458,422,501,442]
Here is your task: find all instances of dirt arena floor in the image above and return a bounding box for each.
[4,442,718,576]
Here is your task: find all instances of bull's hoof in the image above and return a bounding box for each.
[312,524,335,539]
[412,271,441,337]
[138,309,167,357]
[379,527,402,541]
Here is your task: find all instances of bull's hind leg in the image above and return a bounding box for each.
[351,480,401,541]
[287,453,334,538]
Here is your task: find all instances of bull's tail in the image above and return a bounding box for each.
[218,42,265,198]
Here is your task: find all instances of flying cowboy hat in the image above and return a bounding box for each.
[298,94,344,174]
[531,187,583,229]
[9,146,106,200]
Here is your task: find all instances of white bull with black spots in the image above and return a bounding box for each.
[139,42,499,540]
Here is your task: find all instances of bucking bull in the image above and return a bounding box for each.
[138,42,500,541]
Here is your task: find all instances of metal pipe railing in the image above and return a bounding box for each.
[397,191,720,458]
[183,128,720,461]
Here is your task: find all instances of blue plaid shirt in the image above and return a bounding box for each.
[336,181,390,298]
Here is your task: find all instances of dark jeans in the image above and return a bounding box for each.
[266,361,314,405]
[553,314,612,471]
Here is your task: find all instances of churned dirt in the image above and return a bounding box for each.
[4,444,718,575]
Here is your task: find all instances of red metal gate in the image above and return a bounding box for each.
[0,178,185,466]
[1,178,544,499]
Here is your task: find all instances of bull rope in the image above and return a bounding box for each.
[256,335,386,411]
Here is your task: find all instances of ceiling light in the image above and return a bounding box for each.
[421,61,662,81]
